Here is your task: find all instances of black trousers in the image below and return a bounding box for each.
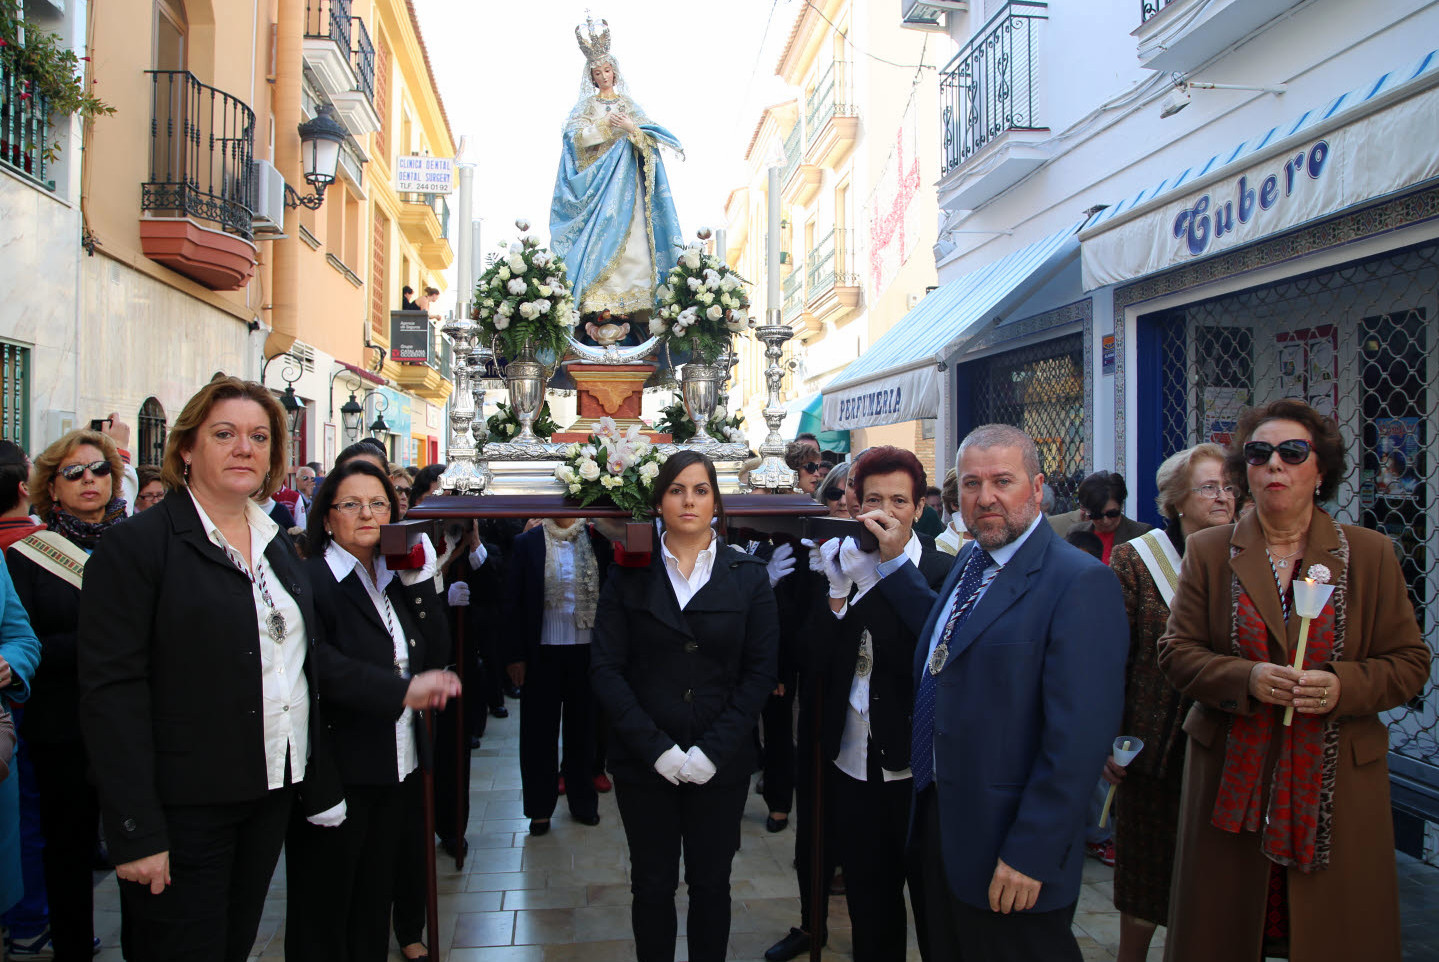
[759,675,796,815]
[910,787,1080,962]
[614,774,749,962]
[392,769,428,946]
[28,739,99,962]
[832,764,915,961]
[793,679,836,938]
[118,784,293,962]
[285,772,422,961]
[518,644,598,820]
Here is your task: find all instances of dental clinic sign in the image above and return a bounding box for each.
[1080,82,1439,289]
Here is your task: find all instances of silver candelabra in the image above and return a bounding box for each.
[439,317,492,494]
[748,312,797,491]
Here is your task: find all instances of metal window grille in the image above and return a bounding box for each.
[137,397,167,467]
[0,47,54,190]
[0,343,29,449]
[1149,240,1439,776]
[966,332,1086,511]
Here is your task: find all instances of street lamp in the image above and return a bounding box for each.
[261,352,307,470]
[367,392,390,439]
[278,385,305,438]
[285,105,348,210]
[339,392,365,443]
[369,410,390,437]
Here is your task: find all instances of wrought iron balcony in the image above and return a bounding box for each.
[142,70,256,239]
[305,0,353,52]
[806,227,859,298]
[0,55,54,189]
[782,268,805,326]
[781,123,801,187]
[351,16,375,103]
[939,1,1047,176]
[805,61,855,139]
[1140,0,1175,23]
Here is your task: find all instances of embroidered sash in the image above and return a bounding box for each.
[12,531,87,591]
[1130,529,1182,608]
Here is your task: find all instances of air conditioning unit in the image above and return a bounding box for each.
[901,0,968,30]
[251,160,287,238]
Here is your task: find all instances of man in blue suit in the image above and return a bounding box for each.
[863,424,1127,960]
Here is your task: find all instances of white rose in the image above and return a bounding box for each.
[507,253,527,274]
[568,443,582,458]
[656,284,673,301]
[507,278,527,295]
[518,302,539,319]
[720,272,741,291]
[600,474,623,490]
[494,315,510,330]
[568,483,582,494]
[639,460,660,481]
[578,459,601,482]
[496,300,514,316]
[553,464,571,482]
[681,250,702,270]
[706,305,724,321]
[497,265,511,281]
[631,440,652,459]
[537,284,552,297]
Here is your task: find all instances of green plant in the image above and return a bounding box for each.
[653,390,745,444]
[0,14,115,162]
[486,400,559,441]
[554,419,669,521]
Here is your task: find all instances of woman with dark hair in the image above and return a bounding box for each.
[811,445,952,960]
[8,429,126,960]
[1159,399,1428,962]
[1071,470,1151,564]
[591,450,778,962]
[410,463,446,507]
[285,459,460,961]
[77,376,343,960]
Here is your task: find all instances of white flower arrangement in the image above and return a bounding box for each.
[652,243,753,363]
[470,221,575,362]
[555,417,670,520]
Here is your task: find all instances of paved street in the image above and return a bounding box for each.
[88,699,1439,961]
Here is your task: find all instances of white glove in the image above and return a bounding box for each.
[839,537,882,595]
[468,543,488,569]
[802,538,824,573]
[654,744,688,785]
[447,581,471,607]
[679,746,716,785]
[818,538,851,600]
[306,799,347,827]
[766,542,796,587]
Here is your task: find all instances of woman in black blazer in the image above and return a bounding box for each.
[77,377,344,962]
[811,446,953,961]
[284,458,461,962]
[591,451,778,962]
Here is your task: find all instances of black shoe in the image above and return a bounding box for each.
[468,735,481,750]
[505,684,522,699]
[573,813,601,827]
[765,814,789,833]
[439,836,468,860]
[765,928,821,962]
[529,819,551,836]
[490,705,509,718]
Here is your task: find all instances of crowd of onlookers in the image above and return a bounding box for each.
[0,382,1428,962]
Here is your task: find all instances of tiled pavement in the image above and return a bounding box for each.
[87,699,1439,961]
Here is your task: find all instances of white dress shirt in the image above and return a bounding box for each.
[189,491,308,790]
[324,542,418,781]
[660,531,717,610]
[834,533,921,783]
[542,538,592,646]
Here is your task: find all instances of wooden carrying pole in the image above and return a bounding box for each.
[422,711,441,960]
[808,672,825,962]
[453,604,468,868]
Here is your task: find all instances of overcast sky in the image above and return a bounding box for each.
[413,0,797,285]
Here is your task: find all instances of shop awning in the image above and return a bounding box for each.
[820,221,1083,432]
[1081,49,1439,289]
[780,394,852,454]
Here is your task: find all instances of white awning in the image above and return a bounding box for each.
[1081,49,1439,289]
[821,221,1083,431]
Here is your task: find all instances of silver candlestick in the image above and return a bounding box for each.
[439,317,489,494]
[749,313,797,491]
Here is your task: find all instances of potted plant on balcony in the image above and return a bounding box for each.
[0,13,113,165]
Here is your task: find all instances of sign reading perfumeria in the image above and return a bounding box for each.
[1081,75,1439,289]
[395,155,455,194]
[823,364,939,431]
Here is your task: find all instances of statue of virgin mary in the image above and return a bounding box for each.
[549,18,686,325]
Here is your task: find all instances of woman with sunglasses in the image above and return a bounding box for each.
[6,429,126,960]
[1158,399,1427,962]
[1070,470,1152,564]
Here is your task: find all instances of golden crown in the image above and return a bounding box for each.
[574,16,611,64]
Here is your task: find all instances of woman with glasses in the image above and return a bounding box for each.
[7,429,126,960]
[1158,399,1427,962]
[1071,470,1152,564]
[1102,444,1234,962]
[785,443,825,497]
[134,466,166,512]
[285,457,461,961]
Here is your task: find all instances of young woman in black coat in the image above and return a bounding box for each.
[284,459,461,962]
[591,451,779,962]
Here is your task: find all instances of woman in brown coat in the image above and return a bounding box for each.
[1158,399,1428,962]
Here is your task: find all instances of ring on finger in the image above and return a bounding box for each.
[1320,698,1328,708]
[1270,687,1276,697]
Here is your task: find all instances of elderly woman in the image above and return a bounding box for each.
[1071,470,1151,564]
[78,377,343,961]
[1158,399,1429,962]
[934,468,969,556]
[7,429,127,960]
[1105,444,1235,962]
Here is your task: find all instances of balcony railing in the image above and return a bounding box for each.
[305,0,353,52]
[939,1,1047,176]
[806,228,858,297]
[351,16,375,103]
[142,70,256,239]
[781,122,801,185]
[0,55,54,189]
[805,61,855,137]
[782,268,804,325]
[1140,0,1175,23]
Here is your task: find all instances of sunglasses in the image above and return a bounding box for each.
[394,486,412,496]
[1088,508,1122,520]
[1243,439,1312,466]
[58,460,113,481]
[801,462,824,474]
[822,488,844,501]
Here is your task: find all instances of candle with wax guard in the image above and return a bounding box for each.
[1283,567,1336,726]
[1098,736,1144,828]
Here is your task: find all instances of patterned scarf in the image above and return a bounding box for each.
[1211,528,1347,873]
[47,498,127,552]
[542,518,599,630]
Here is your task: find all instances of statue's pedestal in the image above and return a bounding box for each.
[554,362,672,443]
